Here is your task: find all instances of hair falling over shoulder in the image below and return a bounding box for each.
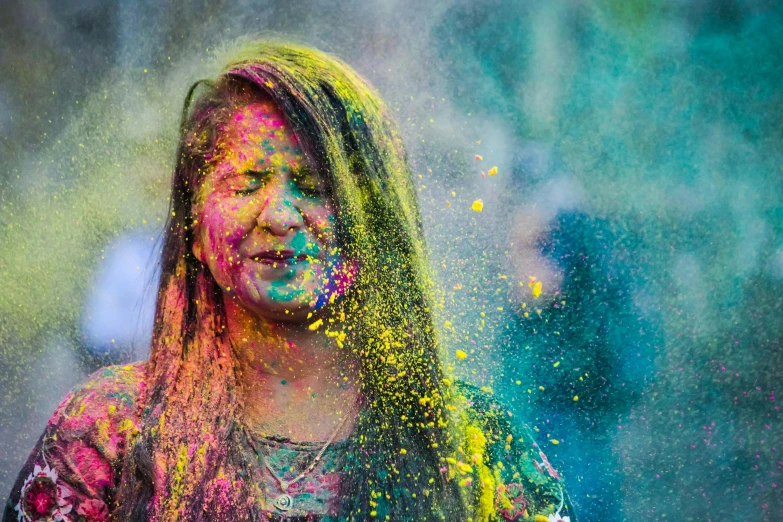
[113,41,467,522]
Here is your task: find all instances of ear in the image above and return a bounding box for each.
[192,231,207,263]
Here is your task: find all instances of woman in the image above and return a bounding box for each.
[4,42,575,522]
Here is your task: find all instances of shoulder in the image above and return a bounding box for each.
[447,381,577,522]
[449,381,520,440]
[48,361,147,461]
[3,363,148,522]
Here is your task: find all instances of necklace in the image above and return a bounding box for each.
[246,413,351,513]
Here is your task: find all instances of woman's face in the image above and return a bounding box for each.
[192,100,348,322]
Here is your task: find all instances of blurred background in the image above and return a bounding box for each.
[1,0,781,520]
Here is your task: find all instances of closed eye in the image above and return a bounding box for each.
[291,167,322,198]
[232,170,273,196]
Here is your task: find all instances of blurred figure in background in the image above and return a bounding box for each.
[80,230,161,366]
[497,143,660,520]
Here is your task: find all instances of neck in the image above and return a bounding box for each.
[226,297,341,380]
[224,297,359,441]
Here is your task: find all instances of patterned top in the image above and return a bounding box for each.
[449,382,576,521]
[3,364,576,522]
[243,434,347,518]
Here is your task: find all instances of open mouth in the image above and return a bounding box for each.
[250,250,311,267]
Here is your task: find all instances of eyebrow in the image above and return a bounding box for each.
[224,165,316,185]
[241,168,275,178]
[290,164,315,177]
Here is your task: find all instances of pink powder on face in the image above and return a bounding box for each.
[250,107,270,119]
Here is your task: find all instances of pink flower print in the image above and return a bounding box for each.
[24,479,56,517]
[76,499,109,521]
[15,464,73,522]
[496,483,527,520]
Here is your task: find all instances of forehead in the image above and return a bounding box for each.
[218,101,297,146]
[211,101,306,171]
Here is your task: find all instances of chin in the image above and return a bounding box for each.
[271,307,316,323]
[242,292,322,323]
[252,304,320,324]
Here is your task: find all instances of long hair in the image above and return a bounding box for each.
[114,41,465,521]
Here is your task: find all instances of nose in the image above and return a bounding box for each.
[256,182,305,236]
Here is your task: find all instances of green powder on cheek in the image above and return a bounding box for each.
[267,278,305,302]
[290,231,307,253]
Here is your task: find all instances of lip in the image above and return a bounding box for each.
[248,250,311,266]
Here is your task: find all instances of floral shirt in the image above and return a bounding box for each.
[3,365,576,522]
[3,364,145,522]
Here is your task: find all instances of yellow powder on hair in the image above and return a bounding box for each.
[465,425,496,522]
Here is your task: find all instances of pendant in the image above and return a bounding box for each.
[273,493,294,511]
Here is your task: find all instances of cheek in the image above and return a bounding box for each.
[306,207,336,241]
[199,199,252,258]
